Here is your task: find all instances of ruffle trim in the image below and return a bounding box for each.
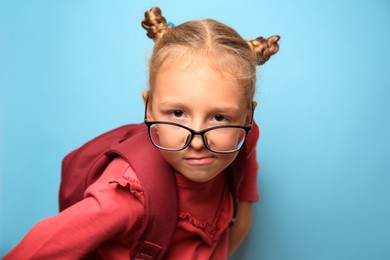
[177,211,217,245]
[176,189,233,246]
[108,173,145,205]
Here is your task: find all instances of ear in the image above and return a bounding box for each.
[252,101,258,110]
[246,101,257,125]
[142,90,149,104]
[142,91,153,121]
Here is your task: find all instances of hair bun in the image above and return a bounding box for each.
[247,35,280,65]
[141,6,171,42]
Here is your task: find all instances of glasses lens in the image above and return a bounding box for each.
[149,123,247,153]
[204,127,247,153]
[149,123,192,150]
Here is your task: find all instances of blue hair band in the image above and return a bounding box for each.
[167,22,175,28]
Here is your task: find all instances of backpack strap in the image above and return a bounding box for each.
[108,124,178,260]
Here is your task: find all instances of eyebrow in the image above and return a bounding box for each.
[158,101,242,114]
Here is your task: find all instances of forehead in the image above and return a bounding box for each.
[152,59,246,109]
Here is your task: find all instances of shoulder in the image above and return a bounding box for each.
[95,157,142,188]
[85,157,145,206]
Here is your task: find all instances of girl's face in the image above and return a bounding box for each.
[144,61,252,183]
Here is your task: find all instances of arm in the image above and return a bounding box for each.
[3,158,143,259]
[228,201,253,255]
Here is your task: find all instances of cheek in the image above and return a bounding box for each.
[159,150,180,166]
[207,128,247,151]
[220,153,239,168]
[150,124,191,149]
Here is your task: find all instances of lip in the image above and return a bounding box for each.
[184,156,215,166]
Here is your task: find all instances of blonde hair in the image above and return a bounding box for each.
[141,6,280,105]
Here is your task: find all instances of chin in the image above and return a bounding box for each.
[177,168,221,183]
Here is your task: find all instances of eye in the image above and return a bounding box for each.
[213,114,227,122]
[164,109,188,122]
[172,110,184,118]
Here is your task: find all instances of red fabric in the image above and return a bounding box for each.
[238,146,260,202]
[237,121,260,202]
[4,158,144,259]
[166,172,233,259]
[4,130,259,259]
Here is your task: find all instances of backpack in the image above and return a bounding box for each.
[59,122,258,259]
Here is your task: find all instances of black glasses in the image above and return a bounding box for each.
[144,95,254,154]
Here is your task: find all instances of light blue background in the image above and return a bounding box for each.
[1,1,389,259]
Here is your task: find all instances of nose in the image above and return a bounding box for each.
[187,120,208,151]
[189,133,205,150]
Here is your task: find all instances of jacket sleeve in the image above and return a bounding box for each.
[238,122,260,202]
[3,158,145,259]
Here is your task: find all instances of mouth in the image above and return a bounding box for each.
[184,156,215,166]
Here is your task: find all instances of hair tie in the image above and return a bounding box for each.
[167,22,175,28]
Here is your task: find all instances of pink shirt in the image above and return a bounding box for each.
[4,152,259,259]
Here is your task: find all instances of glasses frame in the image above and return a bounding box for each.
[144,93,254,154]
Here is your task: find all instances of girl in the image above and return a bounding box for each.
[4,6,279,259]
